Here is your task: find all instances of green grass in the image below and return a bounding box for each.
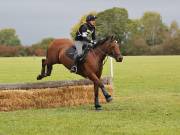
[0,56,180,135]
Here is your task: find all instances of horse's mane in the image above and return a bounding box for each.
[93,37,109,49]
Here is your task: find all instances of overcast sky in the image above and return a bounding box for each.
[0,0,179,45]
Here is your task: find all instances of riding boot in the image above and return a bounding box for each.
[70,46,89,73]
[70,55,81,73]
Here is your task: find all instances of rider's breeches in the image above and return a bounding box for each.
[75,41,83,55]
[74,41,88,55]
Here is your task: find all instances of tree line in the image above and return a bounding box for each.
[0,7,180,56]
[0,29,53,56]
[71,7,180,55]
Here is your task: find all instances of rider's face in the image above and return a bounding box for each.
[89,20,96,26]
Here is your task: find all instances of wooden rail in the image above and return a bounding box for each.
[0,77,112,90]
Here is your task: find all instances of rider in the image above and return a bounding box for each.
[70,14,97,72]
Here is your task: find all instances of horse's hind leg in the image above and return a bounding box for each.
[46,64,53,76]
[37,59,47,80]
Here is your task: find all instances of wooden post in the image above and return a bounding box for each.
[110,57,114,79]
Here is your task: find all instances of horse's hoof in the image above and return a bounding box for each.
[95,105,102,111]
[37,75,42,80]
[105,95,113,102]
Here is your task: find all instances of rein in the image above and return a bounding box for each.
[94,46,108,66]
[92,39,118,66]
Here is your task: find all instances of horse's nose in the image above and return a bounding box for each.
[120,56,123,62]
[117,55,123,62]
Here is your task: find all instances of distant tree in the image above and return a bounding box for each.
[162,38,180,55]
[0,45,20,57]
[122,19,144,54]
[0,28,21,46]
[169,21,180,38]
[32,37,54,50]
[96,7,129,43]
[34,48,46,56]
[140,12,167,46]
[31,37,54,56]
[125,35,149,55]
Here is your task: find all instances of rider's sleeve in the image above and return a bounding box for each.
[81,25,91,43]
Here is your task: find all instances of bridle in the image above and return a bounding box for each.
[94,39,121,65]
[107,40,121,58]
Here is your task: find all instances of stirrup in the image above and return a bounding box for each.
[70,65,77,73]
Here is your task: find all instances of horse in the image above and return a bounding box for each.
[37,35,123,110]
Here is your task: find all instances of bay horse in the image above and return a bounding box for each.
[37,35,123,110]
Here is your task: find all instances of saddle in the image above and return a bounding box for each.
[66,45,90,63]
[66,45,78,61]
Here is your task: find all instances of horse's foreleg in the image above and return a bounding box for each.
[94,83,102,110]
[100,84,112,102]
[89,74,112,104]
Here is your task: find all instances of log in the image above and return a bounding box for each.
[0,77,112,90]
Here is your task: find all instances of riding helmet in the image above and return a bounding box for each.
[86,15,97,22]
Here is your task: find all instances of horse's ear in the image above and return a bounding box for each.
[110,35,115,41]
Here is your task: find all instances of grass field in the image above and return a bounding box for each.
[0,56,180,135]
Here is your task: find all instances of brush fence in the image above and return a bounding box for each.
[0,77,113,111]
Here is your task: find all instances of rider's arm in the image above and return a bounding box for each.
[81,25,91,43]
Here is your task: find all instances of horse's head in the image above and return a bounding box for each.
[105,36,123,62]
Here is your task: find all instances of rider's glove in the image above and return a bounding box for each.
[93,41,97,45]
[90,40,96,45]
